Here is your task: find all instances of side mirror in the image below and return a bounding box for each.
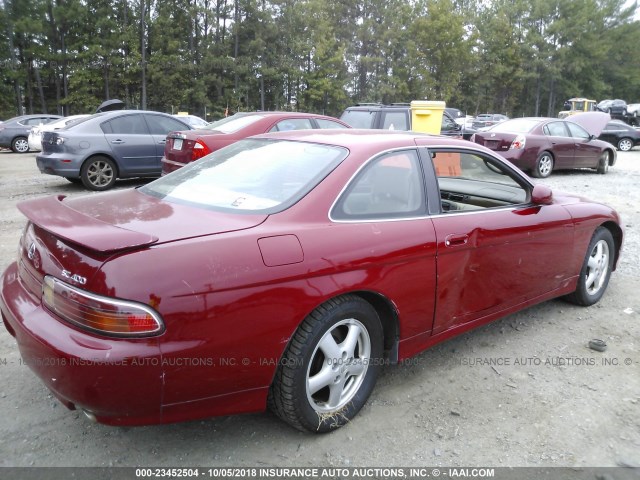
[531,184,553,205]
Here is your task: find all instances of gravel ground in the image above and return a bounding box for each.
[0,149,638,468]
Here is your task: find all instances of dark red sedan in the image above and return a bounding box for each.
[161,111,350,174]
[471,113,616,178]
[0,130,622,432]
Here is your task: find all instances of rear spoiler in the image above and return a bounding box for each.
[18,195,158,254]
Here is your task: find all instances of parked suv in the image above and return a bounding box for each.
[339,103,476,139]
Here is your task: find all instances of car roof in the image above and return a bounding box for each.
[251,128,469,149]
[4,114,62,123]
[228,111,341,119]
[343,104,411,111]
[92,109,177,119]
[502,117,552,122]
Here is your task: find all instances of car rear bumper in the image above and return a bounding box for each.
[161,156,187,175]
[0,262,164,425]
[36,153,82,176]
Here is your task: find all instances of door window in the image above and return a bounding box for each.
[145,114,190,135]
[102,114,148,135]
[544,122,569,137]
[340,110,376,128]
[441,115,459,132]
[565,122,590,140]
[431,150,528,212]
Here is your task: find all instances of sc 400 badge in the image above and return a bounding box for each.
[61,270,87,285]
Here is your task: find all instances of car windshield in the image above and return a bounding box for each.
[489,118,539,133]
[141,138,348,213]
[202,114,264,133]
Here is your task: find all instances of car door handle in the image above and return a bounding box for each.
[110,139,125,144]
[445,234,469,247]
[158,139,166,144]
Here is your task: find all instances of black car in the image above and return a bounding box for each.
[599,121,640,151]
[0,114,62,153]
[445,107,466,121]
[597,99,627,116]
[339,103,476,140]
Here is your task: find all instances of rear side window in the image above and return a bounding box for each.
[269,118,314,132]
[24,118,45,126]
[332,149,425,220]
[102,114,148,135]
[144,114,190,134]
[315,119,349,129]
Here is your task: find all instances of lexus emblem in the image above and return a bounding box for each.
[27,243,36,260]
[490,133,496,137]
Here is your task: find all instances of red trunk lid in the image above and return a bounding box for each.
[473,132,517,152]
[19,191,267,254]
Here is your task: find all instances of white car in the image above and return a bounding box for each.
[627,103,640,117]
[28,115,89,151]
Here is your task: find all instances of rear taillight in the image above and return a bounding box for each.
[42,276,164,337]
[509,134,526,150]
[191,141,211,160]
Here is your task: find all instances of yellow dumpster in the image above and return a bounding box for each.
[410,100,446,134]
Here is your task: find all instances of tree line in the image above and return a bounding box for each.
[1,0,639,121]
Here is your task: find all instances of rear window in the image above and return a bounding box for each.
[203,114,264,133]
[489,119,539,133]
[340,110,376,129]
[141,139,348,213]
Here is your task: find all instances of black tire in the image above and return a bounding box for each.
[531,151,554,178]
[596,151,610,174]
[268,295,384,433]
[617,138,633,152]
[80,156,117,191]
[565,227,615,306]
[11,136,29,153]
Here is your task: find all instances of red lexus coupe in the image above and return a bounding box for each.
[0,130,622,432]
[161,111,351,174]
